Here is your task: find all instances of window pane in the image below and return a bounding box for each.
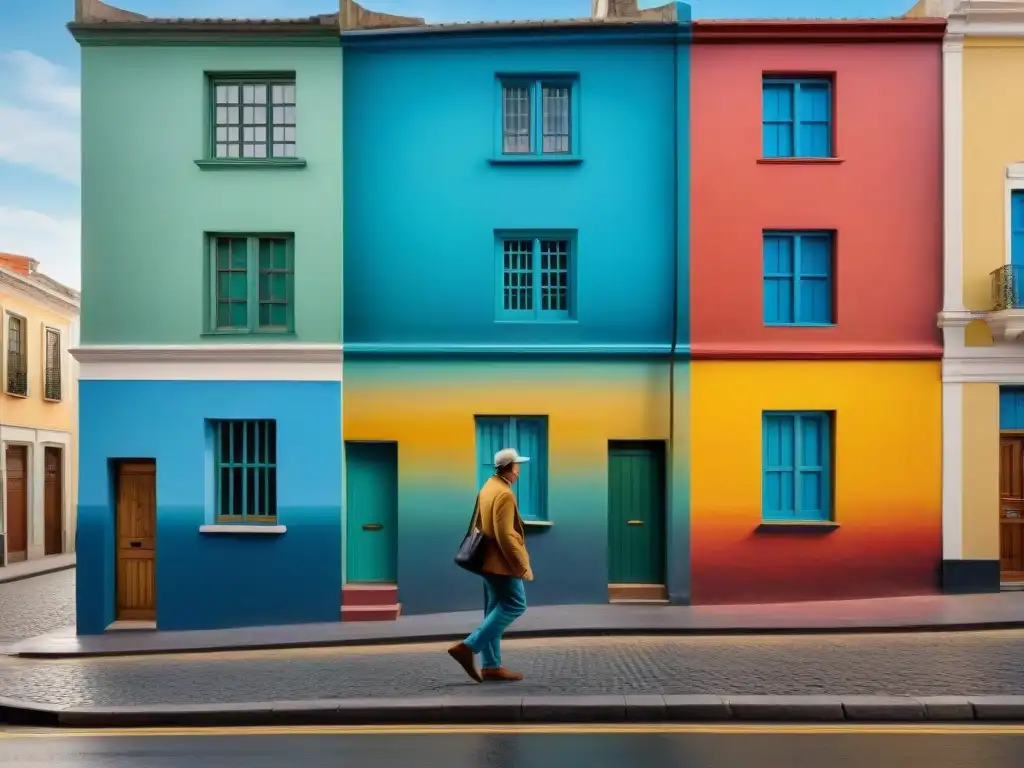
[541,85,571,154]
[502,239,533,311]
[502,85,531,154]
[538,239,569,313]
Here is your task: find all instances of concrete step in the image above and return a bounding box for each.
[608,583,668,602]
[340,604,403,622]
[342,584,399,607]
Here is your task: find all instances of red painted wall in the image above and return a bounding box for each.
[690,42,943,358]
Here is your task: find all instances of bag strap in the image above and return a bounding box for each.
[465,493,482,536]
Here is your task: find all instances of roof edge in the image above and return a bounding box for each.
[692,18,947,42]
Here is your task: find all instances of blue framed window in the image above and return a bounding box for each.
[211,419,278,523]
[762,77,832,158]
[496,232,575,321]
[762,411,833,522]
[763,231,834,326]
[475,416,548,522]
[497,76,579,158]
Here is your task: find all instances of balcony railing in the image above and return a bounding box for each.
[992,265,1024,310]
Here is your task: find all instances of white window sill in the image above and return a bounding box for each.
[199,524,287,535]
[523,520,553,528]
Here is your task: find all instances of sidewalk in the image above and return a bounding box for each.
[0,554,75,586]
[4,630,1024,727]
[11,590,1024,659]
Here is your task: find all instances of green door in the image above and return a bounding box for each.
[608,441,666,584]
[345,441,398,583]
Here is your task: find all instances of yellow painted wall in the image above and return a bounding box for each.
[962,382,1000,560]
[962,38,1024,323]
[689,361,942,602]
[0,285,76,433]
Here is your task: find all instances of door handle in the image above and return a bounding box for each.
[129,541,142,548]
[362,523,383,531]
[627,520,644,526]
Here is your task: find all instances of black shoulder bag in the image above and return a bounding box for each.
[454,495,487,574]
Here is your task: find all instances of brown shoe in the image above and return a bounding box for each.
[447,642,482,683]
[482,667,523,682]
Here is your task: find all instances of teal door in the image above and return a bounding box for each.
[608,441,666,584]
[345,441,398,583]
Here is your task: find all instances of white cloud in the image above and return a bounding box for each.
[0,51,80,185]
[0,206,80,289]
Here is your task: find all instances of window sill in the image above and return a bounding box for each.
[757,157,844,165]
[757,521,838,533]
[201,330,296,338]
[199,524,287,535]
[194,158,307,170]
[4,391,29,399]
[495,319,579,325]
[43,397,63,404]
[523,519,553,528]
[489,156,583,166]
[764,322,835,328]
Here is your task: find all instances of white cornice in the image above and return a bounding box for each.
[0,270,79,317]
[71,343,341,364]
[943,353,1024,382]
[938,310,981,328]
[947,0,1024,35]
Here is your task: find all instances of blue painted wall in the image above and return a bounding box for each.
[76,380,342,634]
[343,28,688,351]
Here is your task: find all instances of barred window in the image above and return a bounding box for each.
[44,328,61,401]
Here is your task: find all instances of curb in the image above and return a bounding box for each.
[13,620,1024,660]
[4,694,1024,728]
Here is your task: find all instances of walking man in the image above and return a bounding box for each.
[448,447,533,682]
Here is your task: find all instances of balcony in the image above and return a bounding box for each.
[989,265,1024,341]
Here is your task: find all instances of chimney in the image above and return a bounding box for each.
[0,253,36,277]
[592,0,640,17]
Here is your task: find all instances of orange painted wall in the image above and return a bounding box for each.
[689,42,943,358]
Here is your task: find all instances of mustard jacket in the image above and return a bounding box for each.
[475,475,533,581]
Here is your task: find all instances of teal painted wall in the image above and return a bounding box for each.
[79,45,342,345]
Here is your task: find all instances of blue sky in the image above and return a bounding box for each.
[0,0,914,289]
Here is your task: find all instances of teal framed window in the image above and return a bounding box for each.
[475,415,548,522]
[496,76,580,159]
[762,411,833,522]
[495,231,575,321]
[762,76,833,159]
[763,230,834,326]
[212,420,278,524]
[209,76,296,160]
[207,234,295,334]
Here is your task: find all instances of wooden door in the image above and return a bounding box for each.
[115,461,156,621]
[1001,437,1024,580]
[43,447,63,556]
[345,442,398,583]
[607,441,666,584]
[4,445,28,563]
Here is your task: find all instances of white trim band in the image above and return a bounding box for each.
[941,381,964,560]
[72,344,342,381]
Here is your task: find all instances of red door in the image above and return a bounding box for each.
[5,445,28,563]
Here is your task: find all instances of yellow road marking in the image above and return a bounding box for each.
[4,723,1024,738]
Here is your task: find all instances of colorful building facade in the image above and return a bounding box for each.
[71,1,343,633]
[342,3,693,617]
[689,18,945,603]
[936,0,1024,593]
[0,254,80,567]
[72,0,951,634]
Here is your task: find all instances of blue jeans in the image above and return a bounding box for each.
[463,574,527,669]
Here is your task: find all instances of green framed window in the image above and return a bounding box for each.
[207,234,295,334]
[212,420,278,524]
[43,327,62,402]
[210,77,296,160]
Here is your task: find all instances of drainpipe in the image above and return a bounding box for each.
[667,17,680,604]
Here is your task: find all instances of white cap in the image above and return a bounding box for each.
[494,448,530,468]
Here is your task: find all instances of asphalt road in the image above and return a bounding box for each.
[3,726,1024,767]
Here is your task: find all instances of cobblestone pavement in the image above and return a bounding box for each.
[3,630,1024,708]
[0,570,75,651]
